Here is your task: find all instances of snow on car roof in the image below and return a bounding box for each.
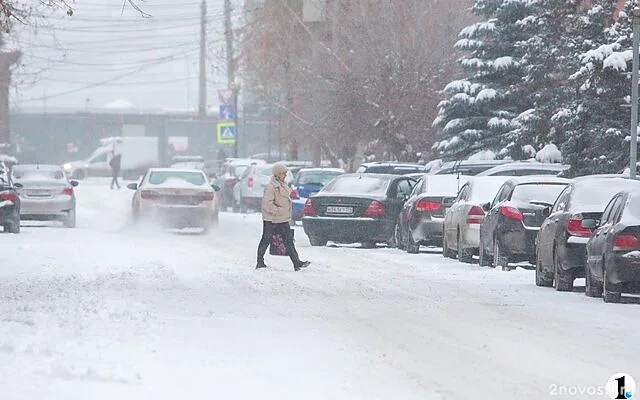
[421,174,470,196]
[467,176,513,202]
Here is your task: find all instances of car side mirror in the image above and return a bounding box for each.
[13,182,22,188]
[482,202,491,212]
[541,206,551,218]
[69,180,79,187]
[126,183,138,190]
[581,219,598,229]
[211,184,221,191]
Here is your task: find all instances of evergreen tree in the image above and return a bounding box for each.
[560,0,633,176]
[505,0,583,160]
[432,0,534,160]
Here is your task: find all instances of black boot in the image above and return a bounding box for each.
[294,261,310,271]
[255,261,268,269]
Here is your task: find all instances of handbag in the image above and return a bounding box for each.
[269,228,294,256]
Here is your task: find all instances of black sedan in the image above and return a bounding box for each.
[585,189,640,303]
[536,176,640,291]
[301,173,418,247]
[0,167,21,233]
[396,174,470,253]
[478,176,571,270]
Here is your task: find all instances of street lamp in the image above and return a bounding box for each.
[630,7,640,179]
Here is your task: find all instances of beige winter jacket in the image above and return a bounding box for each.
[261,176,292,223]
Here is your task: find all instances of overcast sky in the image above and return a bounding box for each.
[9,0,233,112]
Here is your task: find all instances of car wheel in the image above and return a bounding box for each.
[602,269,621,303]
[553,249,573,292]
[478,239,491,267]
[5,220,19,233]
[585,260,602,297]
[493,240,510,271]
[309,236,327,247]
[405,227,420,254]
[395,223,405,250]
[442,232,455,259]
[63,209,76,228]
[457,234,473,263]
[535,256,553,287]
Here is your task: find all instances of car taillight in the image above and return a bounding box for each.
[613,234,640,251]
[141,190,158,200]
[466,205,485,224]
[363,201,385,217]
[416,200,441,212]
[247,176,254,188]
[201,192,214,201]
[566,215,592,237]
[500,206,523,221]
[0,191,16,202]
[290,189,299,199]
[61,187,74,196]
[303,198,316,215]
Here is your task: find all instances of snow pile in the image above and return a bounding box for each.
[468,150,496,161]
[535,144,562,163]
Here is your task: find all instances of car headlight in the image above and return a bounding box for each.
[62,163,72,171]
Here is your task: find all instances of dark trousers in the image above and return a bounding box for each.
[257,221,300,266]
[110,169,120,189]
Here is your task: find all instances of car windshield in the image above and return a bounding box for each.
[148,171,205,185]
[12,168,64,180]
[323,175,390,195]
[298,171,342,185]
[511,183,568,203]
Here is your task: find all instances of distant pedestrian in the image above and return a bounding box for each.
[256,163,310,271]
[109,151,122,189]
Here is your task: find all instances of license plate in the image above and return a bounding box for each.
[28,190,50,196]
[326,206,353,214]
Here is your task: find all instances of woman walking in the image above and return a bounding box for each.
[256,163,310,271]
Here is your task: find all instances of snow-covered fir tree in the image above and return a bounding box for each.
[561,0,633,176]
[431,0,535,160]
[505,0,583,160]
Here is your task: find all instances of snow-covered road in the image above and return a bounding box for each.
[1,178,638,400]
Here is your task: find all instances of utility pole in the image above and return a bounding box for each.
[631,8,640,179]
[198,0,207,117]
[224,0,238,157]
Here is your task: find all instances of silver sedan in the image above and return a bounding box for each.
[11,164,78,228]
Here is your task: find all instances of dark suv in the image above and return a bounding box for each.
[356,162,425,175]
[0,167,21,233]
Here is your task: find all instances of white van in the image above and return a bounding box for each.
[62,136,159,180]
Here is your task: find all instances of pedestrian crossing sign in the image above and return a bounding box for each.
[217,121,236,144]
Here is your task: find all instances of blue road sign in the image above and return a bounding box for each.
[217,122,236,144]
[219,104,235,120]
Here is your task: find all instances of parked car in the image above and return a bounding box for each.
[213,158,266,211]
[356,162,425,175]
[478,176,571,270]
[301,173,419,247]
[170,155,205,170]
[585,189,640,302]
[442,176,512,262]
[396,174,470,253]
[475,161,570,177]
[233,163,294,213]
[535,176,640,291]
[0,167,21,233]
[11,164,79,228]
[127,168,221,233]
[431,160,511,176]
[291,168,345,224]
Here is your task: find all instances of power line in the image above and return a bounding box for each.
[17,48,201,102]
